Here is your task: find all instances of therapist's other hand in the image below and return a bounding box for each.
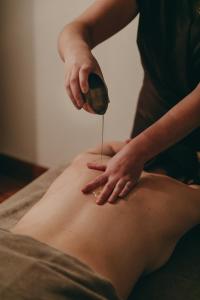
[65,47,103,111]
[82,142,145,205]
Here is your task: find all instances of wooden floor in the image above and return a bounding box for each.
[0,174,29,204]
[0,154,48,204]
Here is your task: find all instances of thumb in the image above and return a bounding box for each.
[125,138,132,144]
[87,162,106,171]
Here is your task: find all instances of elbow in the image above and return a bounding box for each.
[57,29,65,62]
[57,23,71,62]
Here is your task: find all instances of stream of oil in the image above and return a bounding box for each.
[93,115,104,199]
[100,115,104,162]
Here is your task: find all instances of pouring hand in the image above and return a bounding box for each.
[82,142,145,205]
[64,47,103,111]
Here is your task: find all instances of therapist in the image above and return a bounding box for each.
[58,0,200,205]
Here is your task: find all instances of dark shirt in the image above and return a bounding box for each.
[132,1,200,182]
[137,0,200,106]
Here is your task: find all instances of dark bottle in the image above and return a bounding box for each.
[82,73,109,115]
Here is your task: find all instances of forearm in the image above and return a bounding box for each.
[132,84,200,161]
[58,0,138,62]
[58,21,92,62]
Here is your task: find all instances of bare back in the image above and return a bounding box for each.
[12,149,200,299]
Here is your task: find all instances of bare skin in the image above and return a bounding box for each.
[12,141,200,300]
[58,0,138,110]
[58,0,200,203]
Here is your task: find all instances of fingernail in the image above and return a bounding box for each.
[79,98,84,105]
[109,198,116,203]
[83,86,88,94]
[96,200,103,205]
[75,103,81,109]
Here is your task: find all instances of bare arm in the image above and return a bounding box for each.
[58,0,138,61]
[132,83,200,161]
[82,84,200,204]
[58,0,138,110]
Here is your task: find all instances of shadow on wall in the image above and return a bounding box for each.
[0,0,37,163]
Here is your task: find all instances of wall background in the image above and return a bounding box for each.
[0,0,143,168]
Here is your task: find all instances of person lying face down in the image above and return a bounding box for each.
[3,141,200,300]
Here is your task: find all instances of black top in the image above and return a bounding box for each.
[137,0,200,106]
[131,1,200,182]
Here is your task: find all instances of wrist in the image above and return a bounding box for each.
[63,41,91,63]
[129,133,156,163]
[58,22,92,62]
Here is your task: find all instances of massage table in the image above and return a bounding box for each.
[0,165,200,300]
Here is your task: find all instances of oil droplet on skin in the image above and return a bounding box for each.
[93,188,126,202]
[93,190,102,199]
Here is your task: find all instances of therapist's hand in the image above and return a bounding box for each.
[82,141,145,205]
[65,46,103,111]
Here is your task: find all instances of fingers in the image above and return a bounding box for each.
[107,178,128,204]
[70,67,84,108]
[83,102,94,114]
[65,55,105,112]
[96,177,134,205]
[119,181,135,198]
[87,162,106,172]
[82,174,108,194]
[96,179,116,205]
[79,65,91,94]
[125,138,132,144]
[65,72,79,109]
[83,176,137,205]
[65,63,93,110]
